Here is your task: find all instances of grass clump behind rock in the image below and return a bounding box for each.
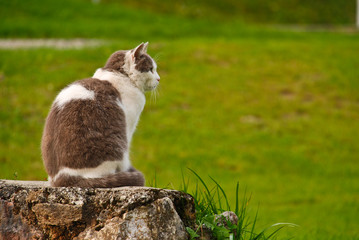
[180,169,296,240]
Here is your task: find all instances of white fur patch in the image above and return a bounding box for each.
[51,155,131,182]
[152,59,160,80]
[54,84,95,108]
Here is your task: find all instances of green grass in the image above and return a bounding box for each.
[1,0,359,239]
[1,36,358,240]
[0,0,356,39]
[117,0,356,24]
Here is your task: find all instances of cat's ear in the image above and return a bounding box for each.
[131,42,148,61]
[143,42,149,52]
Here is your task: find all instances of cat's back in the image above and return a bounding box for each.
[41,78,127,177]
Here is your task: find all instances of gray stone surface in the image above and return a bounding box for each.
[0,180,195,240]
[215,211,239,227]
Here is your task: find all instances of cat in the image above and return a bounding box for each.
[41,42,160,188]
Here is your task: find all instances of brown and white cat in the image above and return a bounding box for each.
[41,42,160,187]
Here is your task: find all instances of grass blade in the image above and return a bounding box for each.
[181,168,189,193]
[210,175,231,211]
[250,207,259,239]
[188,168,218,214]
[266,226,285,239]
[235,181,239,216]
[188,168,211,197]
[217,186,223,211]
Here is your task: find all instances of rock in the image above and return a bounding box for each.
[78,197,187,240]
[0,180,195,240]
[215,211,239,227]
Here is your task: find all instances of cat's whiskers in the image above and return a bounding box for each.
[155,87,159,102]
[150,86,159,104]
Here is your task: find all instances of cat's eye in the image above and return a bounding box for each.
[150,67,154,72]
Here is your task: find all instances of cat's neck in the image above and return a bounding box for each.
[93,68,141,95]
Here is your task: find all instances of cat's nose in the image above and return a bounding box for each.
[156,78,160,82]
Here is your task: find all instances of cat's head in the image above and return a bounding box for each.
[104,42,160,92]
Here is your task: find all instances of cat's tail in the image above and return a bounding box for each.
[50,170,145,188]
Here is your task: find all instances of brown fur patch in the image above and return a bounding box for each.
[135,54,153,72]
[103,51,128,76]
[41,78,127,177]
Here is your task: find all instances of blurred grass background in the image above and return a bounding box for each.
[0,0,358,239]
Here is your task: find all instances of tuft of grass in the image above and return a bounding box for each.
[182,169,297,240]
